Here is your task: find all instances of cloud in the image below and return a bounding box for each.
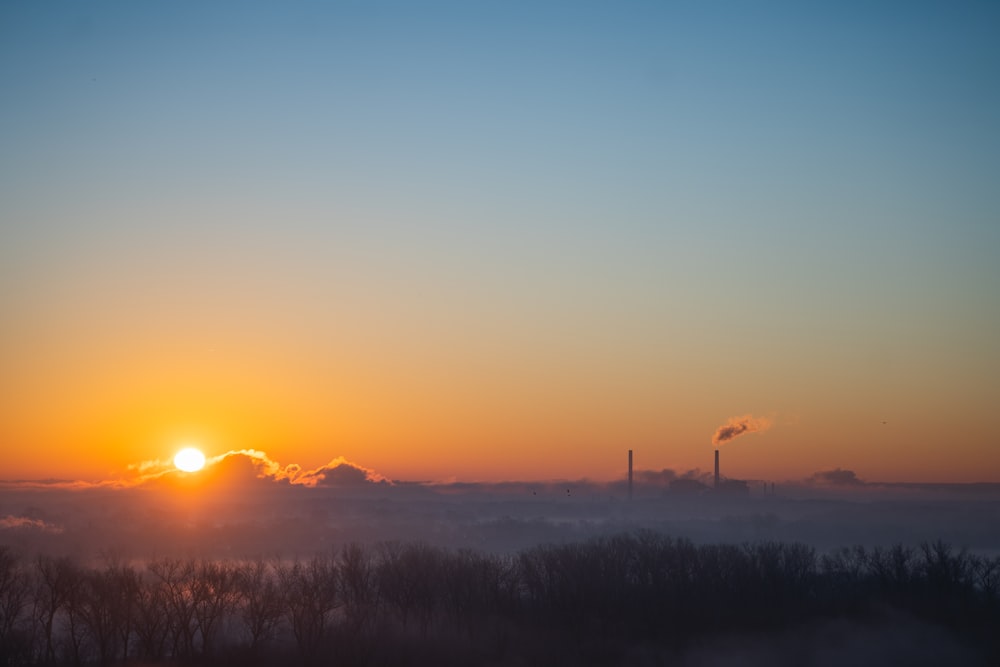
[136,449,391,493]
[1,450,390,493]
[712,414,772,445]
[0,515,64,533]
[0,476,160,491]
[295,457,391,487]
[136,450,391,490]
[809,468,866,486]
[206,449,300,483]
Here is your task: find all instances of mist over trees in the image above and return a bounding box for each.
[1,534,998,666]
[5,471,1000,559]
[4,463,1000,664]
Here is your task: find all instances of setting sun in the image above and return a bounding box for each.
[173,447,206,473]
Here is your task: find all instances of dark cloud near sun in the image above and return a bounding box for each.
[296,457,391,487]
[141,450,392,491]
[0,450,392,493]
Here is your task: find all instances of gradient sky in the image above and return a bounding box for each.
[2,1,998,484]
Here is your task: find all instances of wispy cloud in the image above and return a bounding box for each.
[0,476,165,491]
[0,515,64,533]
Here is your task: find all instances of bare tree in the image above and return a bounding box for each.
[338,544,378,636]
[60,568,90,667]
[32,556,80,665]
[972,554,1000,599]
[190,559,238,656]
[0,547,32,664]
[107,561,140,665]
[376,542,442,636]
[74,568,118,666]
[235,558,284,651]
[278,554,339,664]
[132,575,170,663]
[147,558,197,659]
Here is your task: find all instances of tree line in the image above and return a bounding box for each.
[1,533,998,666]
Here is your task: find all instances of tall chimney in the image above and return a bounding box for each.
[628,449,633,501]
[714,449,720,488]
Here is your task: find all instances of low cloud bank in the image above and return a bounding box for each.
[0,451,392,496]
[2,453,1000,560]
[59,450,392,491]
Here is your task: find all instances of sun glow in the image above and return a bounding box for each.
[173,447,206,473]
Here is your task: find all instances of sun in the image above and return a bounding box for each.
[173,447,206,473]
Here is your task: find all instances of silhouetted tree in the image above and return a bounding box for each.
[0,548,32,666]
[376,543,441,635]
[235,558,284,652]
[190,559,237,656]
[132,574,170,663]
[3,532,999,666]
[972,554,1000,599]
[277,554,339,664]
[75,567,119,666]
[32,556,80,665]
[147,558,197,659]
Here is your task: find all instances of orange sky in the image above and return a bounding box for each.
[1,239,996,483]
[2,313,996,484]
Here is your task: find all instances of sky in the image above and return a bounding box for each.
[1,1,998,484]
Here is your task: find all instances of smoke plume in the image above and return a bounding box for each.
[712,414,771,445]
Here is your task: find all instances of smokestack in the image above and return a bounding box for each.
[714,449,720,488]
[628,449,633,501]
